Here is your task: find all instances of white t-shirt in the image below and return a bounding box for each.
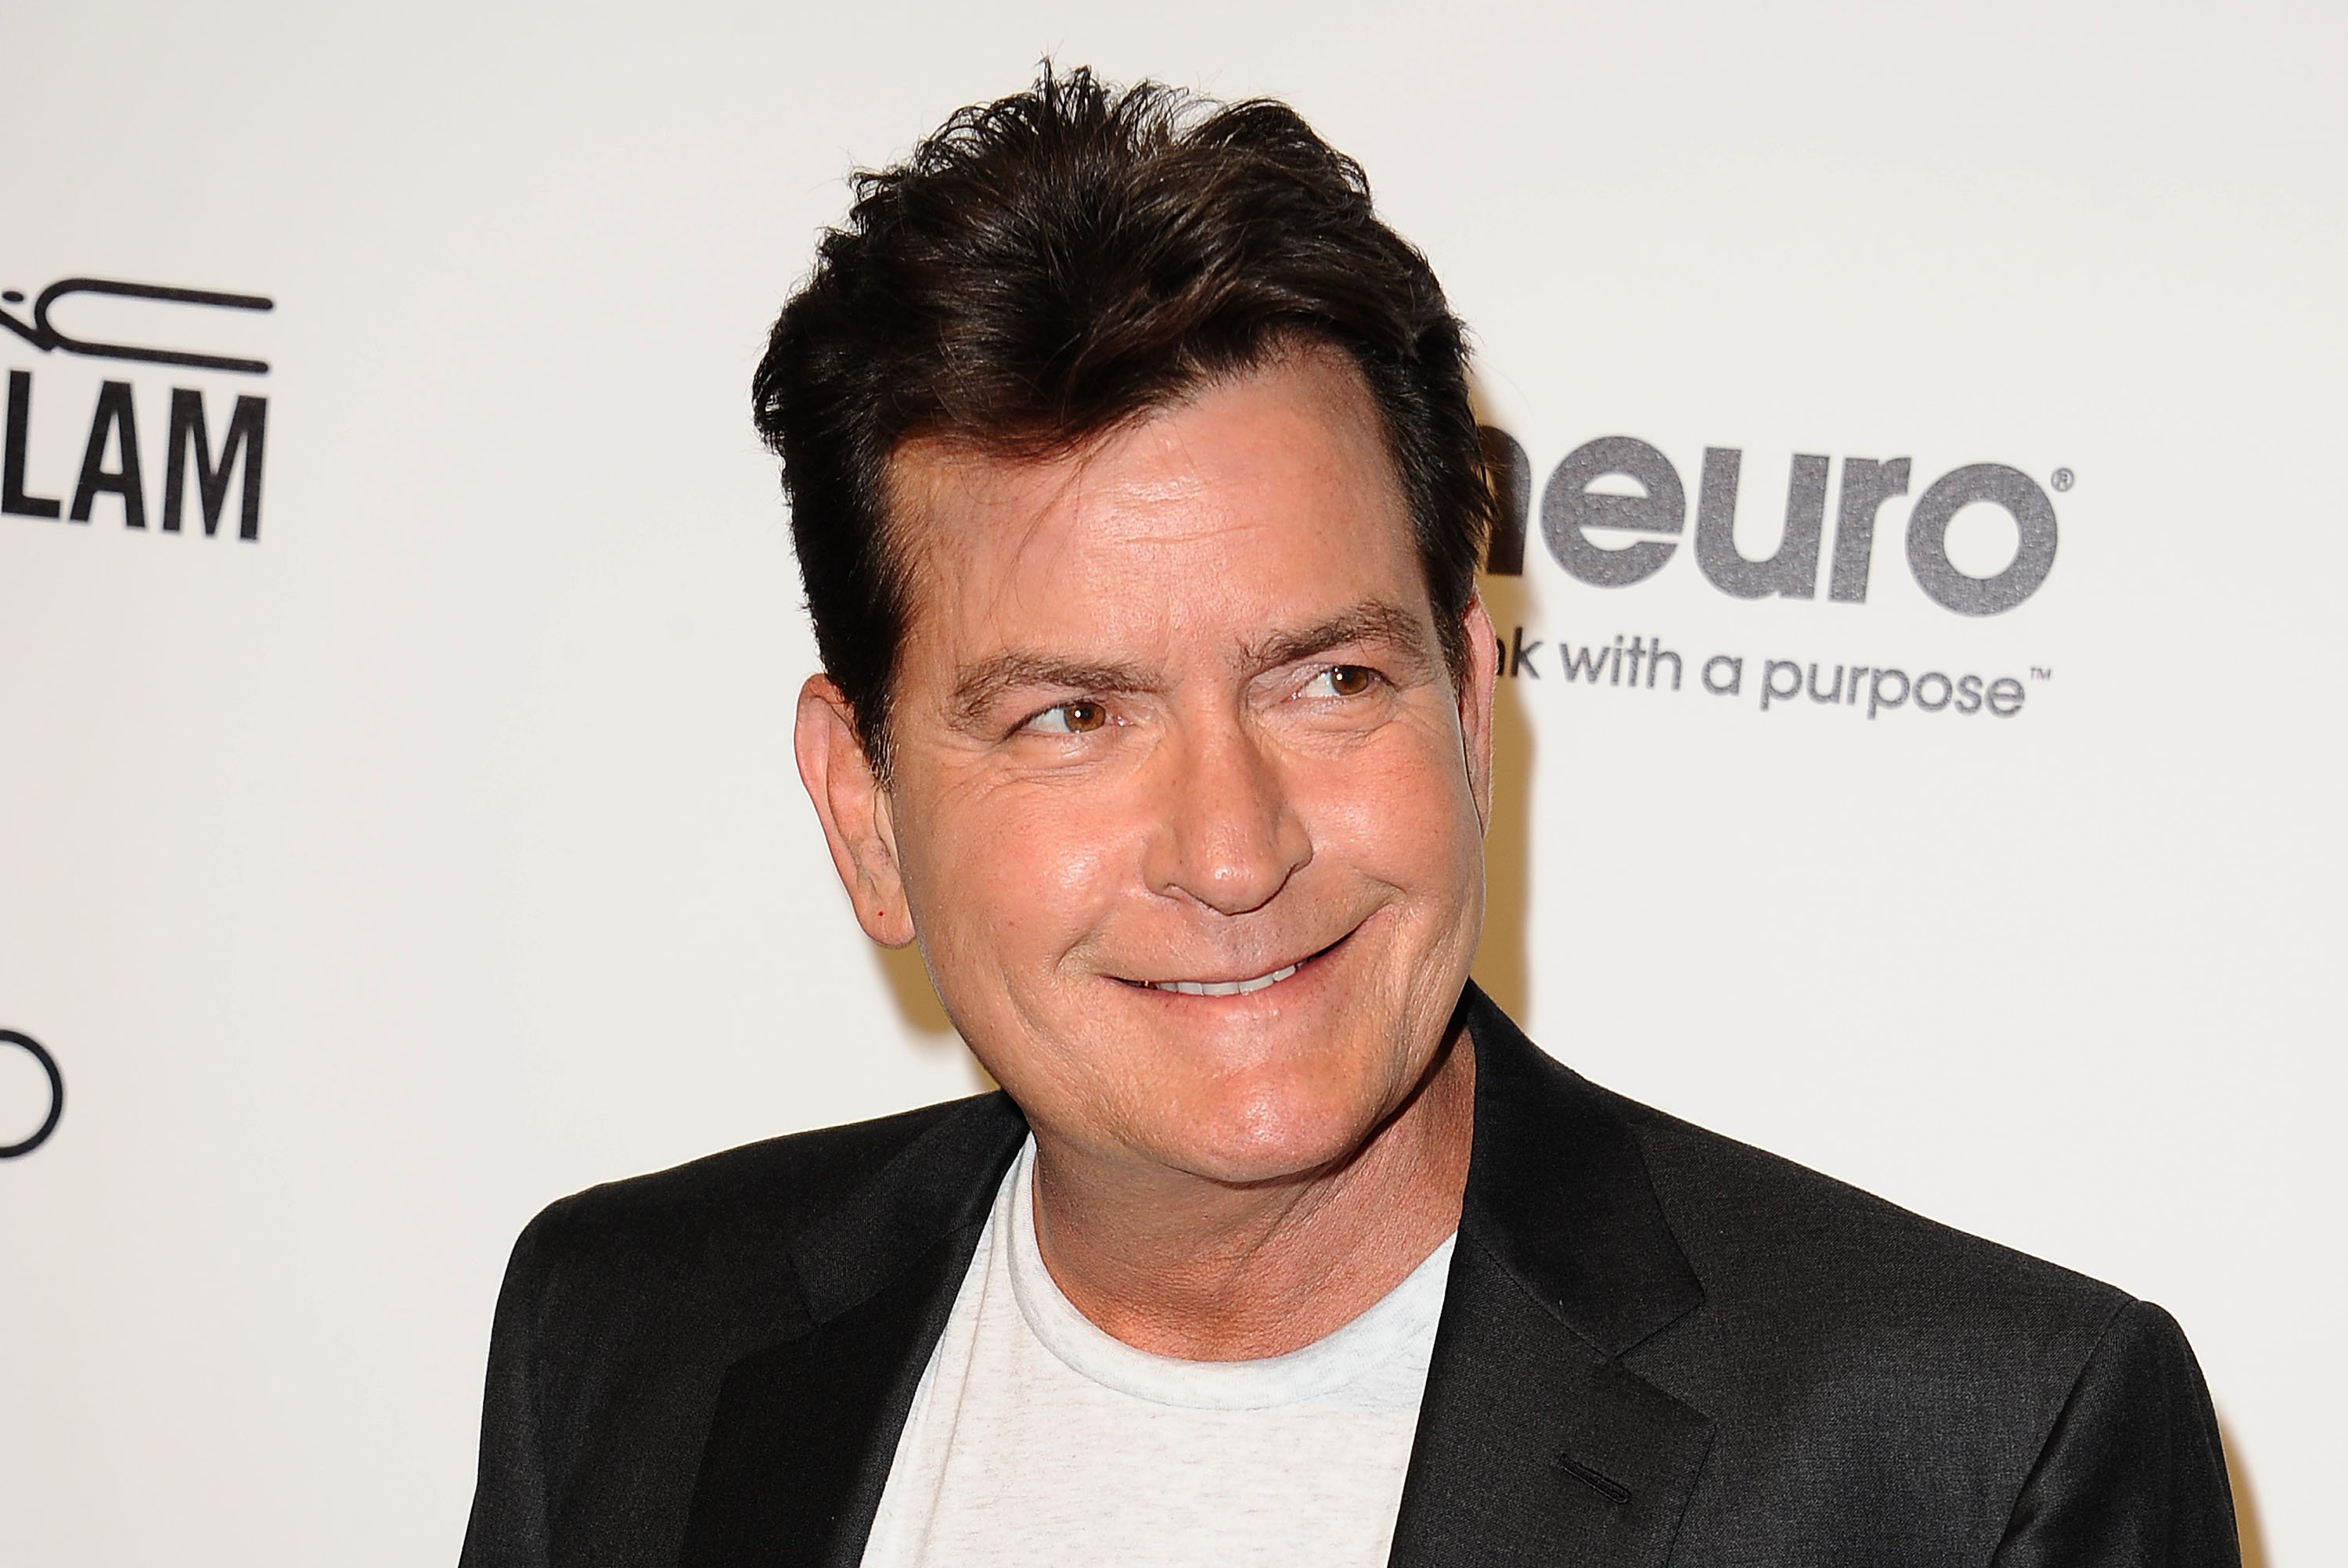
[860,1138,1456,1568]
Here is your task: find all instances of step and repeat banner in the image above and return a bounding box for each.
[3,3,2340,1563]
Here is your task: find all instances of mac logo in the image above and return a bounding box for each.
[0,277,272,376]
[2,276,273,541]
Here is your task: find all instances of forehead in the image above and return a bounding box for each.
[884,348,1424,666]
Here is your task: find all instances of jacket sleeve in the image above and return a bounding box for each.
[457,1205,565,1568]
[1990,1297,2241,1568]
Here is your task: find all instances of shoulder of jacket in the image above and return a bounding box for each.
[1600,1087,2130,1336]
[515,1093,1000,1291]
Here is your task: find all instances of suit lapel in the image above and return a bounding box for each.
[683,991,1709,1568]
[681,1092,1028,1568]
[1388,989,1715,1567]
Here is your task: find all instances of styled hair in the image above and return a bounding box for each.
[753,65,1491,771]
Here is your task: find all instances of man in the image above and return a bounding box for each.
[461,69,2238,1568]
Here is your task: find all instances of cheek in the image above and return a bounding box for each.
[902,781,1138,971]
[1302,732,1482,890]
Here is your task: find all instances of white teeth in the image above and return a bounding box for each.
[1148,962,1299,997]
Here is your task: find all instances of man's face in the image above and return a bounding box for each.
[804,346,1496,1187]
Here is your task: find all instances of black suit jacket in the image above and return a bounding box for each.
[460,988,2238,1566]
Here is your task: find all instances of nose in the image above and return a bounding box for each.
[1142,716,1313,917]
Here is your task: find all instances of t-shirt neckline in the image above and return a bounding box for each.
[999,1135,1458,1411]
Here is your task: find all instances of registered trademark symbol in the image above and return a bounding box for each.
[2051,467,2075,492]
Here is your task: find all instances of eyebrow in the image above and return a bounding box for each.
[1241,599,1433,673]
[945,598,1435,731]
[948,654,1161,730]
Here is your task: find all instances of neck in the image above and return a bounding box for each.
[1026,1023,1476,1361]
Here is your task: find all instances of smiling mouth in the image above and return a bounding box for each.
[1122,934,1345,998]
[1143,963,1300,998]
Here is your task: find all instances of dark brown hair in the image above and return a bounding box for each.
[753,65,1490,771]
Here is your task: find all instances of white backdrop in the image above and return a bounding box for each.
[2,2,2340,1563]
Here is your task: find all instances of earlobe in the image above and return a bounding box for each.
[794,676,918,948]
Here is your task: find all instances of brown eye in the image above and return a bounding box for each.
[1030,700,1108,735]
[1313,665,1377,698]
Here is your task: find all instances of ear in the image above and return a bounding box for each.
[1457,598,1500,833]
[794,675,917,948]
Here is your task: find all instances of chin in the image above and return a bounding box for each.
[1152,1068,1399,1186]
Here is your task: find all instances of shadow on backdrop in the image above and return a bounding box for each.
[877,940,958,1040]
[1469,573,1536,1021]
[875,939,998,1092]
[2221,1416,2268,1568]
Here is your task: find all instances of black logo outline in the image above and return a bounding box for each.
[0,1029,64,1158]
[0,278,272,377]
